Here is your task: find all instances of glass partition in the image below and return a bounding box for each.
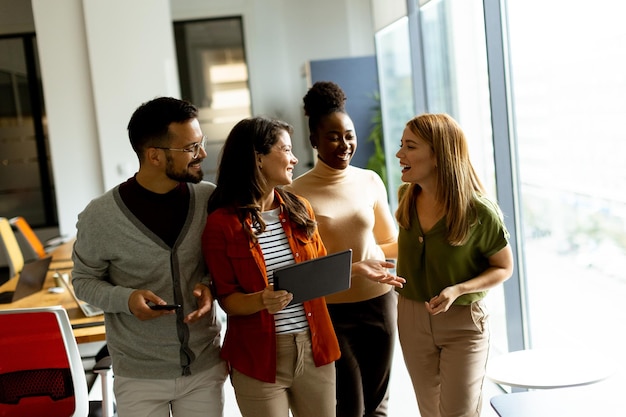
[418,0,508,354]
[375,16,415,213]
[420,0,495,195]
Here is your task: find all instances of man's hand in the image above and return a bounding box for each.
[184,283,214,323]
[129,289,176,320]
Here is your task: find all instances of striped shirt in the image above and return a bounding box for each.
[257,208,309,335]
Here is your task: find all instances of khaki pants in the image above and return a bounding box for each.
[232,331,336,417]
[113,360,227,417]
[397,295,490,417]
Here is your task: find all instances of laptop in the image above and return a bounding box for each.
[273,249,352,304]
[0,256,52,304]
[56,272,104,317]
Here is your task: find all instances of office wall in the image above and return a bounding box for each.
[171,0,375,173]
[308,56,380,171]
[9,0,375,237]
[31,0,103,238]
[32,0,179,237]
[371,0,407,32]
[82,0,181,187]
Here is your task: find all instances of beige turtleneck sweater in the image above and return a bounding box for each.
[286,159,398,303]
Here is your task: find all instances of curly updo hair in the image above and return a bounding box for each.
[303,81,347,133]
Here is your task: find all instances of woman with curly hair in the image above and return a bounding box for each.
[287,81,403,417]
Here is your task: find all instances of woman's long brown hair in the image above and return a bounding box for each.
[207,116,317,242]
[396,113,488,246]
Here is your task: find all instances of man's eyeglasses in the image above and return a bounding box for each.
[153,136,207,159]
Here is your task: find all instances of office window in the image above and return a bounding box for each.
[507,0,626,353]
[420,0,494,194]
[375,16,415,214]
[174,17,252,183]
[417,0,508,353]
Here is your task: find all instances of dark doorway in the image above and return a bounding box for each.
[0,34,56,228]
[173,17,252,183]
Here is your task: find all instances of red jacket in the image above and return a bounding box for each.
[202,193,340,383]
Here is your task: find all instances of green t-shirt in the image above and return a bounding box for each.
[396,195,509,305]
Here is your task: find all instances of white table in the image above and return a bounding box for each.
[490,380,624,417]
[486,348,613,390]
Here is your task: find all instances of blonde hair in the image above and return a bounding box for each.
[396,113,487,246]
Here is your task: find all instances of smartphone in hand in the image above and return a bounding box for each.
[149,304,181,311]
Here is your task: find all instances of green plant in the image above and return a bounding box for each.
[366,92,387,184]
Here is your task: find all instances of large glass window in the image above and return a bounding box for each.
[507,0,626,357]
[375,16,415,214]
[375,17,422,416]
[420,0,494,195]
[417,0,509,354]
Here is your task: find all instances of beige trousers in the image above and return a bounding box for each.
[231,331,336,417]
[397,295,490,417]
[113,360,227,417]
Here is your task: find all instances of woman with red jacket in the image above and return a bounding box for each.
[202,116,340,417]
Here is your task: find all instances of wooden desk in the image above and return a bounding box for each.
[0,240,105,344]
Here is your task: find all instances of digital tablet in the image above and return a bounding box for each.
[273,249,352,304]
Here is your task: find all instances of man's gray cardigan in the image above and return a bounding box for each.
[72,181,222,379]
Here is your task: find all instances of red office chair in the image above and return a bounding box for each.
[0,306,113,417]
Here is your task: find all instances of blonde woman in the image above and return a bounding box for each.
[395,113,513,417]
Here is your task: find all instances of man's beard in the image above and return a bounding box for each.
[165,156,204,183]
